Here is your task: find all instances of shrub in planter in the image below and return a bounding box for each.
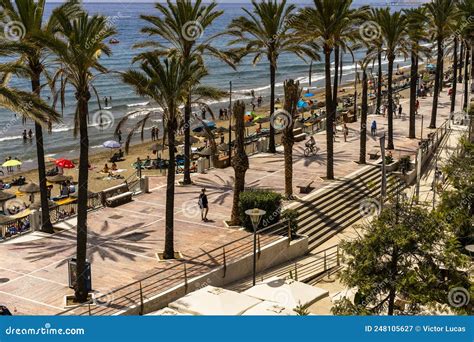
[239,189,283,232]
[385,155,394,164]
[281,209,299,238]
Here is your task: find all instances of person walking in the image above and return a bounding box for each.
[398,104,403,118]
[151,127,156,141]
[343,123,349,142]
[371,120,377,137]
[198,188,209,222]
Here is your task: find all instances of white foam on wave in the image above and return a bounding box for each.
[0,135,22,142]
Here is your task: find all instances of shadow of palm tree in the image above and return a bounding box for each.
[11,221,156,266]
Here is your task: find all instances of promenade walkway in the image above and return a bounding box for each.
[0,78,462,315]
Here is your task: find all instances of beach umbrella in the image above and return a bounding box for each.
[0,191,15,202]
[55,158,75,169]
[304,92,315,97]
[217,143,228,152]
[19,183,40,193]
[102,140,121,149]
[177,136,200,144]
[2,159,22,168]
[254,116,270,124]
[192,120,216,132]
[47,174,73,183]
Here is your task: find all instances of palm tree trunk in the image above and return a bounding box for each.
[31,72,53,233]
[409,51,418,139]
[333,45,340,106]
[164,120,176,259]
[360,68,368,164]
[460,40,464,78]
[387,56,395,150]
[282,80,299,198]
[438,57,444,94]
[268,60,276,153]
[450,37,458,115]
[430,37,443,128]
[230,101,248,226]
[183,95,192,185]
[463,44,470,111]
[324,45,334,179]
[376,50,382,114]
[75,95,90,303]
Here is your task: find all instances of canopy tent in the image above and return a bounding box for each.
[169,286,261,315]
[241,301,296,316]
[242,276,328,309]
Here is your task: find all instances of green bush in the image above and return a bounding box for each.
[239,189,283,231]
[399,155,411,174]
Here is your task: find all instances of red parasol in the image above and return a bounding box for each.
[55,158,75,169]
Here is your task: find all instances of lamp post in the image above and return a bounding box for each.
[379,133,386,211]
[245,208,266,286]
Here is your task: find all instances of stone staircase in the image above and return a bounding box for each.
[293,166,399,251]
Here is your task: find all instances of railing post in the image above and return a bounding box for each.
[257,234,261,258]
[287,220,292,242]
[294,262,298,281]
[88,303,91,316]
[184,262,188,294]
[324,251,327,271]
[139,281,144,315]
[222,247,227,278]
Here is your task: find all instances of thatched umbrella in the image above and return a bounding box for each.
[47,174,73,183]
[19,183,40,203]
[0,191,16,213]
[197,147,213,156]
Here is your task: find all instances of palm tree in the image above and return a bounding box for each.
[135,0,231,185]
[425,0,458,128]
[367,8,385,115]
[358,56,372,165]
[228,0,313,154]
[37,11,116,303]
[229,101,248,226]
[377,8,408,150]
[293,0,357,179]
[123,54,206,260]
[281,79,301,198]
[458,0,474,111]
[0,0,80,233]
[404,7,428,139]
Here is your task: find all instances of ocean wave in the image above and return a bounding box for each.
[0,135,22,142]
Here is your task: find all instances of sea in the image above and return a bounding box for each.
[0,1,417,170]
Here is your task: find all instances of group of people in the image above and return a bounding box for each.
[218,108,230,120]
[151,127,160,141]
[103,96,113,107]
[48,180,76,199]
[101,162,118,174]
[22,129,33,142]
[2,156,21,173]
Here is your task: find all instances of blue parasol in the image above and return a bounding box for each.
[103,140,121,149]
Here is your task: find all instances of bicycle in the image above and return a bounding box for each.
[304,144,318,157]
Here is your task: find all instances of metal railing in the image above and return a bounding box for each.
[0,215,31,241]
[57,219,291,316]
[49,196,102,225]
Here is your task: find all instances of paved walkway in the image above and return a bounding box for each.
[0,80,460,315]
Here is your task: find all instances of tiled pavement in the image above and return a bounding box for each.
[0,84,458,315]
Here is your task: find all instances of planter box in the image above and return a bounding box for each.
[376,160,400,173]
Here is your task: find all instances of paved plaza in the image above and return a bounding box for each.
[0,85,460,315]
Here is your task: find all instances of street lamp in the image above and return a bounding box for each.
[245,208,266,286]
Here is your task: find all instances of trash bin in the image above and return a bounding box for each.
[197,157,205,173]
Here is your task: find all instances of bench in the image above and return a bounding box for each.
[368,149,380,160]
[101,183,133,207]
